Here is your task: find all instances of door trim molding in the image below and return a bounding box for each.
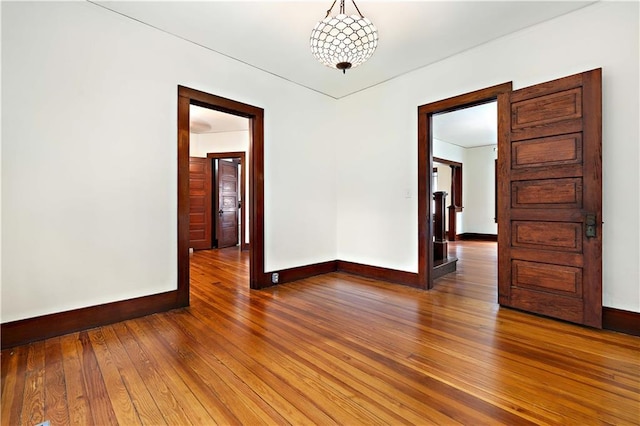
[178,86,269,292]
[207,152,248,251]
[418,82,513,289]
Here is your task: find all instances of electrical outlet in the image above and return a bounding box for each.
[272,272,279,284]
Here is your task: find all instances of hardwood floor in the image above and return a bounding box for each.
[2,242,639,425]
[434,241,499,303]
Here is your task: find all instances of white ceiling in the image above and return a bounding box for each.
[190,105,249,133]
[92,0,594,99]
[433,101,496,148]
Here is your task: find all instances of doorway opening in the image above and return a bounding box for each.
[209,153,248,251]
[178,86,268,307]
[417,82,512,290]
[432,158,462,241]
[189,104,249,253]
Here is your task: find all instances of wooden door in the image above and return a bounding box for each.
[189,157,212,250]
[498,69,602,327]
[216,160,239,248]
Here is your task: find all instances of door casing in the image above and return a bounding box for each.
[178,86,269,306]
[418,82,513,289]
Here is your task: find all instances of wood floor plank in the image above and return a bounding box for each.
[98,325,167,425]
[1,345,27,425]
[123,319,220,425]
[149,313,291,425]
[161,310,316,425]
[190,272,524,422]
[60,334,92,425]
[20,341,45,426]
[189,279,465,424]
[290,274,638,423]
[169,303,405,425]
[248,292,532,424]
[77,331,119,426]
[2,241,639,425]
[44,337,70,425]
[110,321,194,426]
[140,315,246,425]
[161,308,340,425]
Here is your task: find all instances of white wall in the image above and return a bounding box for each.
[1,2,337,322]
[190,130,250,244]
[190,130,249,158]
[336,2,640,312]
[433,138,464,163]
[463,146,497,235]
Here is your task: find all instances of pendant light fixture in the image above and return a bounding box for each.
[310,0,378,74]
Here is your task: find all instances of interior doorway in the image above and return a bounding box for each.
[432,157,462,241]
[419,70,602,327]
[417,83,512,290]
[188,104,249,252]
[209,153,248,251]
[177,86,268,305]
[188,153,247,251]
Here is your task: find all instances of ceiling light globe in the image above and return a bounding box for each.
[310,13,378,72]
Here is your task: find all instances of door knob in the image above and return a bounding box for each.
[218,209,223,216]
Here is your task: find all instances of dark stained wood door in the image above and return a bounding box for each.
[216,160,239,248]
[189,157,212,250]
[498,69,602,327]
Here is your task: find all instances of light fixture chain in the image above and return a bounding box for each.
[325,0,337,18]
[351,0,365,18]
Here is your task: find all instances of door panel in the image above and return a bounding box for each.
[512,260,582,295]
[189,157,212,250]
[512,221,582,252]
[498,69,602,328]
[512,134,582,168]
[511,88,582,129]
[217,160,239,248]
[508,288,585,324]
[511,178,583,209]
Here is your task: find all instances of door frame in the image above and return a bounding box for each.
[433,157,463,241]
[207,151,248,251]
[418,82,512,289]
[178,86,268,305]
